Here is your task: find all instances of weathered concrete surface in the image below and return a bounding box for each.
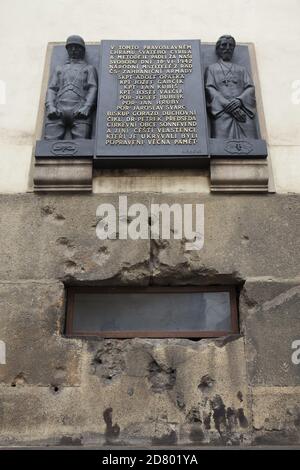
[0,194,298,282]
[240,281,300,387]
[0,337,251,446]
[252,387,300,445]
[0,194,150,284]
[0,282,82,386]
[0,192,299,446]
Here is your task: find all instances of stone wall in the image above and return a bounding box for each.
[0,0,299,448]
[0,193,299,446]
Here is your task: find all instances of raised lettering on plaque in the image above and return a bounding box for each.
[95,40,208,162]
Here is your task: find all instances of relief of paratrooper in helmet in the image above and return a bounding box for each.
[44,35,98,140]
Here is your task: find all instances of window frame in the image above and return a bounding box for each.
[65,286,239,339]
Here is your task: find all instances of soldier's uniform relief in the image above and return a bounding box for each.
[44,35,98,140]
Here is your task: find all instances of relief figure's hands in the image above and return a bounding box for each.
[73,104,91,119]
[47,106,62,120]
[232,108,247,122]
[225,98,241,114]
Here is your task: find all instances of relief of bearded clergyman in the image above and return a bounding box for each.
[44,35,98,140]
[205,35,257,139]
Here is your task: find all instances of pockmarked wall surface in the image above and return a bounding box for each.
[0,194,299,446]
[0,0,299,447]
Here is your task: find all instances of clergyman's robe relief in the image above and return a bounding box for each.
[205,60,258,139]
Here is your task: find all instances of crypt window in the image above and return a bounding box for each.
[65,286,238,338]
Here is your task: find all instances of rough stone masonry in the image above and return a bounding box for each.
[0,192,299,446]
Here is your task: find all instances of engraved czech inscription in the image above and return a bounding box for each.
[107,44,196,147]
[95,40,208,158]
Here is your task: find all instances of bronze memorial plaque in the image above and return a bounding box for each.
[94,40,209,165]
[35,36,267,166]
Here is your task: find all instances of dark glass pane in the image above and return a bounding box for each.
[71,291,232,333]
